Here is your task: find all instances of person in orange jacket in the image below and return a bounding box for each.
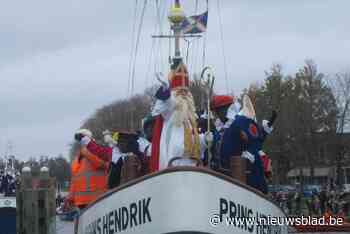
[69,129,111,209]
[324,207,333,224]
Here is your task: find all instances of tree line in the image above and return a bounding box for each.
[244,60,350,184]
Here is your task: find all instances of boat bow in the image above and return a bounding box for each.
[77,167,288,234]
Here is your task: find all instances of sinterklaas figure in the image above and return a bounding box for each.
[150,58,201,171]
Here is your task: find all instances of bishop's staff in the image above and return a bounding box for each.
[200,66,215,168]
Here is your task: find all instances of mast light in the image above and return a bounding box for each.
[168,2,186,24]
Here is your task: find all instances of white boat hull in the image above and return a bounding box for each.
[77,167,288,234]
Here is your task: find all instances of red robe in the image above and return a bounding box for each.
[149,116,163,172]
[260,154,272,178]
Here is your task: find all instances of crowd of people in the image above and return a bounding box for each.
[0,171,17,197]
[270,185,350,220]
[66,59,276,211]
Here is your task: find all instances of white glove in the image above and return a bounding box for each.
[226,101,241,120]
[258,150,265,157]
[138,137,150,153]
[205,132,214,143]
[103,134,114,146]
[111,147,122,163]
[121,153,133,161]
[80,136,91,146]
[262,119,273,134]
[241,151,255,163]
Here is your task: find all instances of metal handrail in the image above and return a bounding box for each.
[168,157,203,167]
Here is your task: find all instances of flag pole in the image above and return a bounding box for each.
[168,0,186,59]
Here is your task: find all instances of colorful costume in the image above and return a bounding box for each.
[220,114,268,193]
[218,95,273,194]
[150,59,200,171]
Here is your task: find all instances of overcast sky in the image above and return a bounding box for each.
[1,0,349,161]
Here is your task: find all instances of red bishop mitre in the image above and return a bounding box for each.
[210,95,234,110]
[169,63,189,90]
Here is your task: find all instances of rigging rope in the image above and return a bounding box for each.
[127,0,139,97]
[217,0,229,93]
[156,0,165,74]
[195,36,202,75]
[168,27,172,66]
[145,0,162,87]
[160,0,170,73]
[126,0,147,130]
[130,0,148,96]
[202,0,209,69]
[155,0,163,35]
[202,34,207,70]
[185,39,191,65]
[145,37,156,88]
[193,1,199,75]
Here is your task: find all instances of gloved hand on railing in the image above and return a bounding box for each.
[241,151,255,163]
[205,131,214,145]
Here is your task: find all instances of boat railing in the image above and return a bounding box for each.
[230,156,248,184]
[119,156,250,189]
[168,156,203,167]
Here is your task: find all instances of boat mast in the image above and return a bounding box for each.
[153,0,201,66]
[168,0,185,59]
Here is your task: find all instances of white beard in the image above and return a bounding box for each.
[172,92,197,127]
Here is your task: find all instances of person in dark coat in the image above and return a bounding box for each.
[0,171,4,194]
[319,188,327,214]
[210,95,239,171]
[108,132,141,189]
[211,94,276,194]
[196,111,220,168]
[1,173,10,195]
[4,173,14,196]
[138,115,156,173]
[220,113,268,193]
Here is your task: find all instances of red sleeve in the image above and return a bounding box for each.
[86,140,112,162]
[150,116,163,172]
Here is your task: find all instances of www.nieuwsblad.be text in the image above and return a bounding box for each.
[209,214,344,227]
